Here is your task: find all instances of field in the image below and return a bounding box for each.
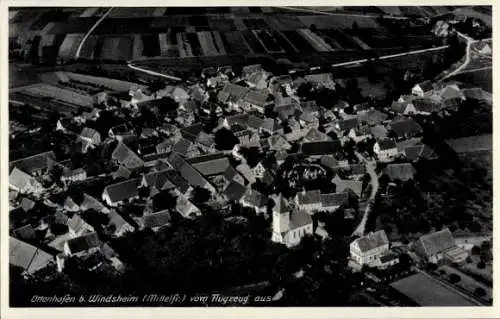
[451,68,492,93]
[9,7,450,65]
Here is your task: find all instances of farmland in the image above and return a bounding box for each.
[9,7,448,71]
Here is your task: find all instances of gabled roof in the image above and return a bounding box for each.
[354,230,389,253]
[103,178,141,203]
[389,119,422,138]
[242,90,269,107]
[289,210,313,230]
[217,83,249,104]
[80,193,109,213]
[297,190,321,205]
[187,154,231,176]
[172,138,194,156]
[112,165,132,180]
[107,210,132,233]
[334,177,363,197]
[20,197,35,212]
[68,214,94,234]
[384,163,416,181]
[261,118,281,132]
[111,142,144,170]
[181,123,204,142]
[80,127,100,141]
[417,228,455,257]
[226,114,264,130]
[413,98,441,113]
[144,210,171,229]
[358,110,388,126]
[10,236,54,274]
[305,128,330,142]
[320,192,349,208]
[10,167,35,190]
[167,152,210,189]
[337,118,359,131]
[301,141,341,156]
[223,180,247,201]
[241,189,269,208]
[414,80,433,93]
[66,232,100,254]
[376,138,397,150]
[9,151,56,174]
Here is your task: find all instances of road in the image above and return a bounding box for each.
[126,62,182,81]
[352,152,379,237]
[277,6,413,20]
[331,45,449,69]
[75,7,115,59]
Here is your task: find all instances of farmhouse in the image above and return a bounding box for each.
[350,230,390,267]
[9,151,56,175]
[111,142,144,170]
[414,228,468,264]
[10,236,54,275]
[412,81,434,97]
[9,167,43,195]
[373,139,398,162]
[102,178,141,207]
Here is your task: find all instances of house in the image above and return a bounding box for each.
[63,232,101,257]
[412,99,441,115]
[404,144,437,162]
[354,102,371,114]
[336,118,359,133]
[80,193,110,214]
[156,139,174,154]
[348,126,372,143]
[187,153,231,177]
[373,139,398,162]
[111,142,144,170]
[67,214,95,237]
[102,178,141,207]
[112,165,132,180]
[333,175,363,198]
[301,141,342,157]
[240,189,269,214]
[142,210,171,231]
[224,114,264,132]
[242,64,271,90]
[13,224,37,241]
[20,197,35,212]
[383,163,416,181]
[295,190,349,213]
[268,135,292,152]
[141,169,177,197]
[172,138,200,158]
[107,210,134,237]
[64,196,81,212]
[9,167,43,194]
[350,230,390,266]
[240,90,272,113]
[391,100,416,115]
[357,110,388,126]
[370,125,388,139]
[320,154,349,170]
[217,83,250,108]
[271,195,314,247]
[388,119,423,140]
[412,81,434,97]
[260,118,282,135]
[79,127,101,145]
[304,73,336,90]
[9,151,56,175]
[61,168,87,183]
[176,195,202,219]
[252,162,267,179]
[476,42,492,55]
[108,123,134,139]
[414,228,468,264]
[10,236,54,275]
[167,152,215,192]
[222,180,247,202]
[304,128,330,142]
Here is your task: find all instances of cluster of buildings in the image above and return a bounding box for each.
[9,57,491,277]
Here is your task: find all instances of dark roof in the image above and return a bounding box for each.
[338,118,359,131]
[144,211,171,229]
[391,101,407,113]
[111,142,144,170]
[415,80,433,93]
[297,190,321,205]
[9,151,56,174]
[10,237,54,273]
[389,119,422,138]
[142,170,175,192]
[404,145,437,161]
[320,193,349,208]
[289,210,313,229]
[217,83,249,104]
[80,193,108,213]
[181,123,204,142]
[355,230,389,252]
[227,114,264,130]
[66,232,100,254]
[333,177,363,197]
[301,141,341,156]
[377,138,397,150]
[241,189,269,208]
[379,253,399,264]
[384,163,416,181]
[167,152,210,189]
[103,178,141,203]
[172,138,194,156]
[164,169,191,194]
[390,273,479,306]
[242,90,269,107]
[413,99,441,113]
[223,181,247,201]
[418,228,455,257]
[187,154,231,176]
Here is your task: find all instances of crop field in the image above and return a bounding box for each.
[95,36,134,61]
[22,83,94,106]
[451,68,492,93]
[58,33,84,59]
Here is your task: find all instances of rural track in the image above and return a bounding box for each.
[126,62,182,81]
[277,6,415,20]
[352,151,379,237]
[75,7,115,59]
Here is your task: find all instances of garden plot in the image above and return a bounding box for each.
[108,7,158,18]
[266,16,306,31]
[177,33,194,57]
[97,36,133,61]
[253,30,285,53]
[64,71,146,92]
[221,31,252,55]
[132,34,144,59]
[299,15,380,29]
[297,29,333,52]
[197,31,221,56]
[80,7,100,18]
[211,32,227,55]
[58,33,83,59]
[79,35,99,60]
[23,83,94,106]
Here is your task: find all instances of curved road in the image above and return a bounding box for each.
[352,152,379,237]
[75,7,115,59]
[126,61,182,81]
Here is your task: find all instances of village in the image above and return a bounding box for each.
[8,6,493,307]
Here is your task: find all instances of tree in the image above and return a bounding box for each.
[448,273,461,284]
[152,190,177,211]
[471,245,481,255]
[214,128,239,151]
[191,186,211,204]
[239,147,264,168]
[474,287,486,297]
[477,261,486,269]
